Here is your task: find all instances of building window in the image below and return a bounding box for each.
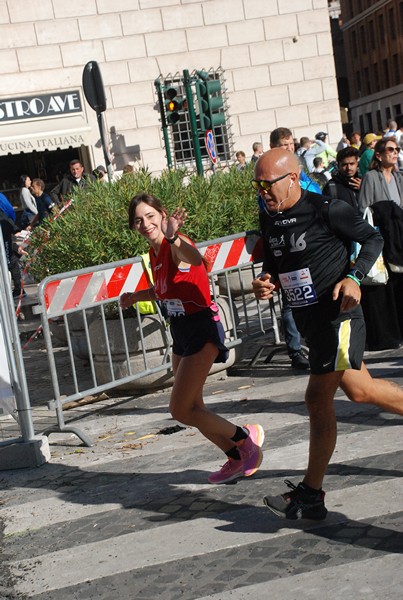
[356,71,362,96]
[389,8,396,39]
[383,58,390,88]
[359,114,365,133]
[366,113,373,131]
[386,106,392,122]
[378,14,385,44]
[400,2,403,35]
[351,30,358,55]
[369,20,376,50]
[360,26,367,53]
[394,104,401,117]
[364,67,371,95]
[392,55,400,86]
[374,63,380,92]
[376,110,382,131]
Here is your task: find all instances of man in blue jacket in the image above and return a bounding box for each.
[269,128,322,194]
[0,194,23,298]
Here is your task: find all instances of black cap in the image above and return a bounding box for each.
[315,131,327,141]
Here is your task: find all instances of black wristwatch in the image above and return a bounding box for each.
[166,233,179,244]
[349,269,365,283]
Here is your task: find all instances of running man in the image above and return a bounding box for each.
[252,148,403,520]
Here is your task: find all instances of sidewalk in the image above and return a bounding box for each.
[1,296,403,599]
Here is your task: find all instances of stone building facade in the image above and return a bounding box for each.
[0,0,341,199]
[340,0,403,133]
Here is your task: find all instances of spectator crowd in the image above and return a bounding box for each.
[235,114,403,352]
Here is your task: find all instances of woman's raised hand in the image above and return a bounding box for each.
[162,207,187,239]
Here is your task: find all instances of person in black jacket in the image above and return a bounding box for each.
[358,138,403,350]
[324,146,400,350]
[322,146,361,212]
[252,148,403,521]
[50,159,94,206]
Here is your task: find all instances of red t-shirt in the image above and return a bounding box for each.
[149,237,211,316]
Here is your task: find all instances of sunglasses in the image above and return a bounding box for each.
[384,146,399,153]
[251,172,291,191]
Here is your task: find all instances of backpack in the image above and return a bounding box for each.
[325,180,338,200]
[297,149,308,173]
[309,171,328,190]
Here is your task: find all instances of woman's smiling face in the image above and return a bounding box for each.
[133,201,164,243]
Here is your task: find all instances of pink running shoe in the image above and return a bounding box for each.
[208,458,244,484]
[238,424,265,477]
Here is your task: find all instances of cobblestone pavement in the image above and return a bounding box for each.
[0,340,402,599]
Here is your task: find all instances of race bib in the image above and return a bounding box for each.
[164,299,186,317]
[279,268,318,307]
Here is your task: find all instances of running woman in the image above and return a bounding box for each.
[120,193,264,484]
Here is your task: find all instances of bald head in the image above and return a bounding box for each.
[253,148,301,214]
[255,148,299,179]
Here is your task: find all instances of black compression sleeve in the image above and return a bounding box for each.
[326,200,384,276]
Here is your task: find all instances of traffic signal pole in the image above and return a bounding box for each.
[82,61,113,182]
[154,79,173,170]
[183,69,204,176]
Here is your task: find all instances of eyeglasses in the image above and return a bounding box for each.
[251,173,291,191]
[384,146,399,154]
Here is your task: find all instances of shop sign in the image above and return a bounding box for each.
[0,134,87,154]
[0,91,83,123]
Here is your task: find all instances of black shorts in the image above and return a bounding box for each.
[169,308,229,364]
[293,299,366,375]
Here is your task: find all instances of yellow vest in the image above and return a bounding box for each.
[136,254,157,315]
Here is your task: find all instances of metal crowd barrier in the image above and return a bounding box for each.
[34,231,284,446]
[0,228,51,469]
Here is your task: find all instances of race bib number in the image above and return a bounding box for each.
[279,268,318,307]
[164,299,186,317]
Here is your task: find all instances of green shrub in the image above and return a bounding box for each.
[28,164,259,281]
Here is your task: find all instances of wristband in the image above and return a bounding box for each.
[165,233,179,244]
[346,273,361,286]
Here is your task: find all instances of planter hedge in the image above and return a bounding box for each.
[28,164,259,281]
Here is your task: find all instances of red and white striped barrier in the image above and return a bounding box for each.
[43,260,148,317]
[199,233,263,272]
[41,233,263,318]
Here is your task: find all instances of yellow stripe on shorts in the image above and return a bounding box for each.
[335,319,352,371]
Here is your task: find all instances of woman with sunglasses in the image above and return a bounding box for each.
[359,138,402,209]
[358,138,403,350]
[120,193,264,484]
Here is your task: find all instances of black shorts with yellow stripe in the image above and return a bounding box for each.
[293,299,366,375]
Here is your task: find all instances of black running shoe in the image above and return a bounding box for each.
[263,480,328,520]
[291,351,309,370]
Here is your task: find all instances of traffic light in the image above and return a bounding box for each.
[164,86,186,125]
[195,70,225,132]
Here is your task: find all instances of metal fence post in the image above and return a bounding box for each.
[183,69,204,176]
[0,226,50,468]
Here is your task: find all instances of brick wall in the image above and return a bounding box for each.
[0,0,341,173]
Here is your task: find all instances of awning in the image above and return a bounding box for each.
[0,114,92,156]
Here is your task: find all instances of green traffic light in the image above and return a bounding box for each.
[165,87,177,101]
[164,86,186,125]
[195,75,224,132]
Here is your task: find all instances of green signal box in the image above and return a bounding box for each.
[195,71,225,132]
